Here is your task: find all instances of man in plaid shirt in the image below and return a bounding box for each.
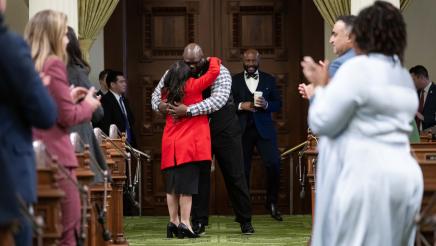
[151,43,254,235]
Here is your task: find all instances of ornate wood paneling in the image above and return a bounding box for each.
[273,73,288,133]
[227,0,287,61]
[141,1,199,61]
[140,76,164,135]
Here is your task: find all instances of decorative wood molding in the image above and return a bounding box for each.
[227,0,287,61]
[274,73,288,133]
[143,154,153,206]
[141,75,164,135]
[141,1,199,61]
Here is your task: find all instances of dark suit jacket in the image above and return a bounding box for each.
[421,83,436,130]
[0,14,57,223]
[98,91,136,146]
[231,71,282,140]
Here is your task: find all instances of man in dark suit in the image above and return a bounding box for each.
[410,65,436,131]
[98,70,136,146]
[0,1,57,244]
[232,49,283,221]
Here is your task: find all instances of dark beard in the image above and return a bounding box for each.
[243,64,259,75]
[191,60,210,78]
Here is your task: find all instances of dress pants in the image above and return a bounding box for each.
[191,117,252,225]
[59,168,81,246]
[242,122,280,205]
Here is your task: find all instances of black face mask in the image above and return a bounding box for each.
[243,64,259,75]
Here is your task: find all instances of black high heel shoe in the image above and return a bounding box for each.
[177,223,199,238]
[166,222,179,238]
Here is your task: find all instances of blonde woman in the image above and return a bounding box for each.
[25,10,100,245]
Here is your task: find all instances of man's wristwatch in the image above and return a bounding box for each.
[186,111,192,117]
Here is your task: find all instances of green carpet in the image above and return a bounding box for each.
[124,215,312,245]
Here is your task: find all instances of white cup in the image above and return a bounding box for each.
[254,91,263,107]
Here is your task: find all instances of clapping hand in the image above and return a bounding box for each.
[70,86,88,103]
[298,83,314,99]
[301,56,329,87]
[39,72,51,86]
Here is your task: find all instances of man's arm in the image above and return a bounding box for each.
[151,70,168,113]
[187,65,231,116]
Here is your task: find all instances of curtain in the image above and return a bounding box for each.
[78,0,119,62]
[313,0,413,27]
[400,0,412,11]
[312,0,351,27]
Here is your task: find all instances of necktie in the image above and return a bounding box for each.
[416,90,425,131]
[119,96,132,144]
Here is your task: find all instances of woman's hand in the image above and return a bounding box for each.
[301,56,329,87]
[39,72,51,86]
[82,87,101,111]
[70,86,88,103]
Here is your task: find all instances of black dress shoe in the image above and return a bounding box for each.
[192,222,205,235]
[240,222,255,235]
[269,203,283,221]
[166,222,178,238]
[178,223,199,238]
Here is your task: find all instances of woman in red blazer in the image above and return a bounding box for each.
[25,10,100,246]
[161,57,220,238]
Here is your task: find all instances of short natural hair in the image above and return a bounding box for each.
[352,1,406,63]
[25,10,68,71]
[336,15,356,33]
[410,65,429,79]
[106,70,124,89]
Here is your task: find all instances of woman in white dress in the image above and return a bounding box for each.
[301,2,424,245]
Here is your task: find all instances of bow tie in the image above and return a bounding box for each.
[245,73,258,80]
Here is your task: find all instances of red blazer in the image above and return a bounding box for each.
[161,58,221,170]
[33,57,93,167]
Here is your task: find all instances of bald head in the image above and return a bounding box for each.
[183,43,206,75]
[183,43,204,61]
[243,49,259,59]
[242,49,260,74]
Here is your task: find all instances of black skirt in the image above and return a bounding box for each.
[164,161,208,195]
